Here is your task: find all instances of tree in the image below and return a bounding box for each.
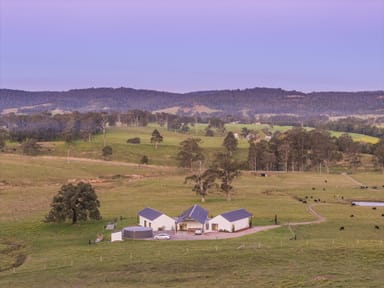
[45,182,101,224]
[176,138,204,170]
[212,152,241,201]
[308,129,338,173]
[102,145,113,160]
[0,129,8,151]
[150,129,163,149]
[240,127,251,138]
[184,169,218,202]
[336,133,354,153]
[286,127,310,171]
[223,132,238,156]
[374,137,384,172]
[205,128,214,137]
[100,113,109,147]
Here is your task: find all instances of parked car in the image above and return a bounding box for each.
[194,229,202,235]
[154,233,171,240]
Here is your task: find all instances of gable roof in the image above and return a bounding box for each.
[220,208,252,222]
[176,204,208,224]
[138,207,163,221]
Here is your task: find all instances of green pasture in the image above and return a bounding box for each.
[1,153,384,287]
[4,123,377,170]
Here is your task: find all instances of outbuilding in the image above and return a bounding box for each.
[138,207,176,231]
[208,208,252,232]
[110,231,123,242]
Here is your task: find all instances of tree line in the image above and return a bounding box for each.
[178,130,384,201]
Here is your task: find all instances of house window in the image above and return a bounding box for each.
[144,220,147,227]
[206,223,209,230]
[149,222,152,228]
[211,223,218,231]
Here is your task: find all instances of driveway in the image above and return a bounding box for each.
[153,225,280,241]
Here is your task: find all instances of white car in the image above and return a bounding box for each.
[194,229,202,235]
[154,233,171,240]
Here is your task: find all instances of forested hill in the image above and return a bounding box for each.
[0,87,383,117]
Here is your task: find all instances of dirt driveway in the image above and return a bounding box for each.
[153,225,280,241]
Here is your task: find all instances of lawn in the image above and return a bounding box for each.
[1,152,384,287]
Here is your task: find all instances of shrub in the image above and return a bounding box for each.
[127,137,141,144]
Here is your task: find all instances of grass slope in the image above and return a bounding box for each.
[1,152,384,287]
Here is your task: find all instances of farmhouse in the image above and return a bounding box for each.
[176,204,209,232]
[138,207,176,231]
[208,208,252,232]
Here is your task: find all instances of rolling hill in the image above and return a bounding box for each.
[1,87,383,117]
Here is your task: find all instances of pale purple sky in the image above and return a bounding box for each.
[0,0,383,92]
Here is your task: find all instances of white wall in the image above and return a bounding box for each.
[111,231,122,242]
[208,215,231,232]
[231,217,250,231]
[139,214,176,231]
[208,215,250,232]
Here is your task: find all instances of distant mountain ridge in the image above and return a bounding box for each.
[0,87,383,117]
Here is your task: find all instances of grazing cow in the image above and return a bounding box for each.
[350,214,354,217]
[372,207,377,210]
[339,226,345,231]
[375,225,380,230]
[381,214,384,217]
[312,187,316,190]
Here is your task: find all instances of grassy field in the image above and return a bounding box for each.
[0,126,383,287]
[1,148,384,287]
[5,123,378,171]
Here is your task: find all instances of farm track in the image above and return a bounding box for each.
[39,155,166,169]
[342,173,365,187]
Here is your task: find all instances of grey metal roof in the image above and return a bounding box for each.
[220,208,252,222]
[176,204,208,224]
[138,207,163,221]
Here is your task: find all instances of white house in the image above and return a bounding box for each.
[208,208,252,232]
[176,204,209,232]
[138,207,176,231]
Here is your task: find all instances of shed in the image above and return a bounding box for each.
[110,231,122,242]
[208,208,252,232]
[176,204,209,232]
[138,207,176,231]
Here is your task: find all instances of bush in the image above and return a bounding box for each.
[102,145,112,160]
[205,129,214,137]
[127,137,141,144]
[140,155,149,165]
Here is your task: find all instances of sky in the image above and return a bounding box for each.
[0,0,383,93]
